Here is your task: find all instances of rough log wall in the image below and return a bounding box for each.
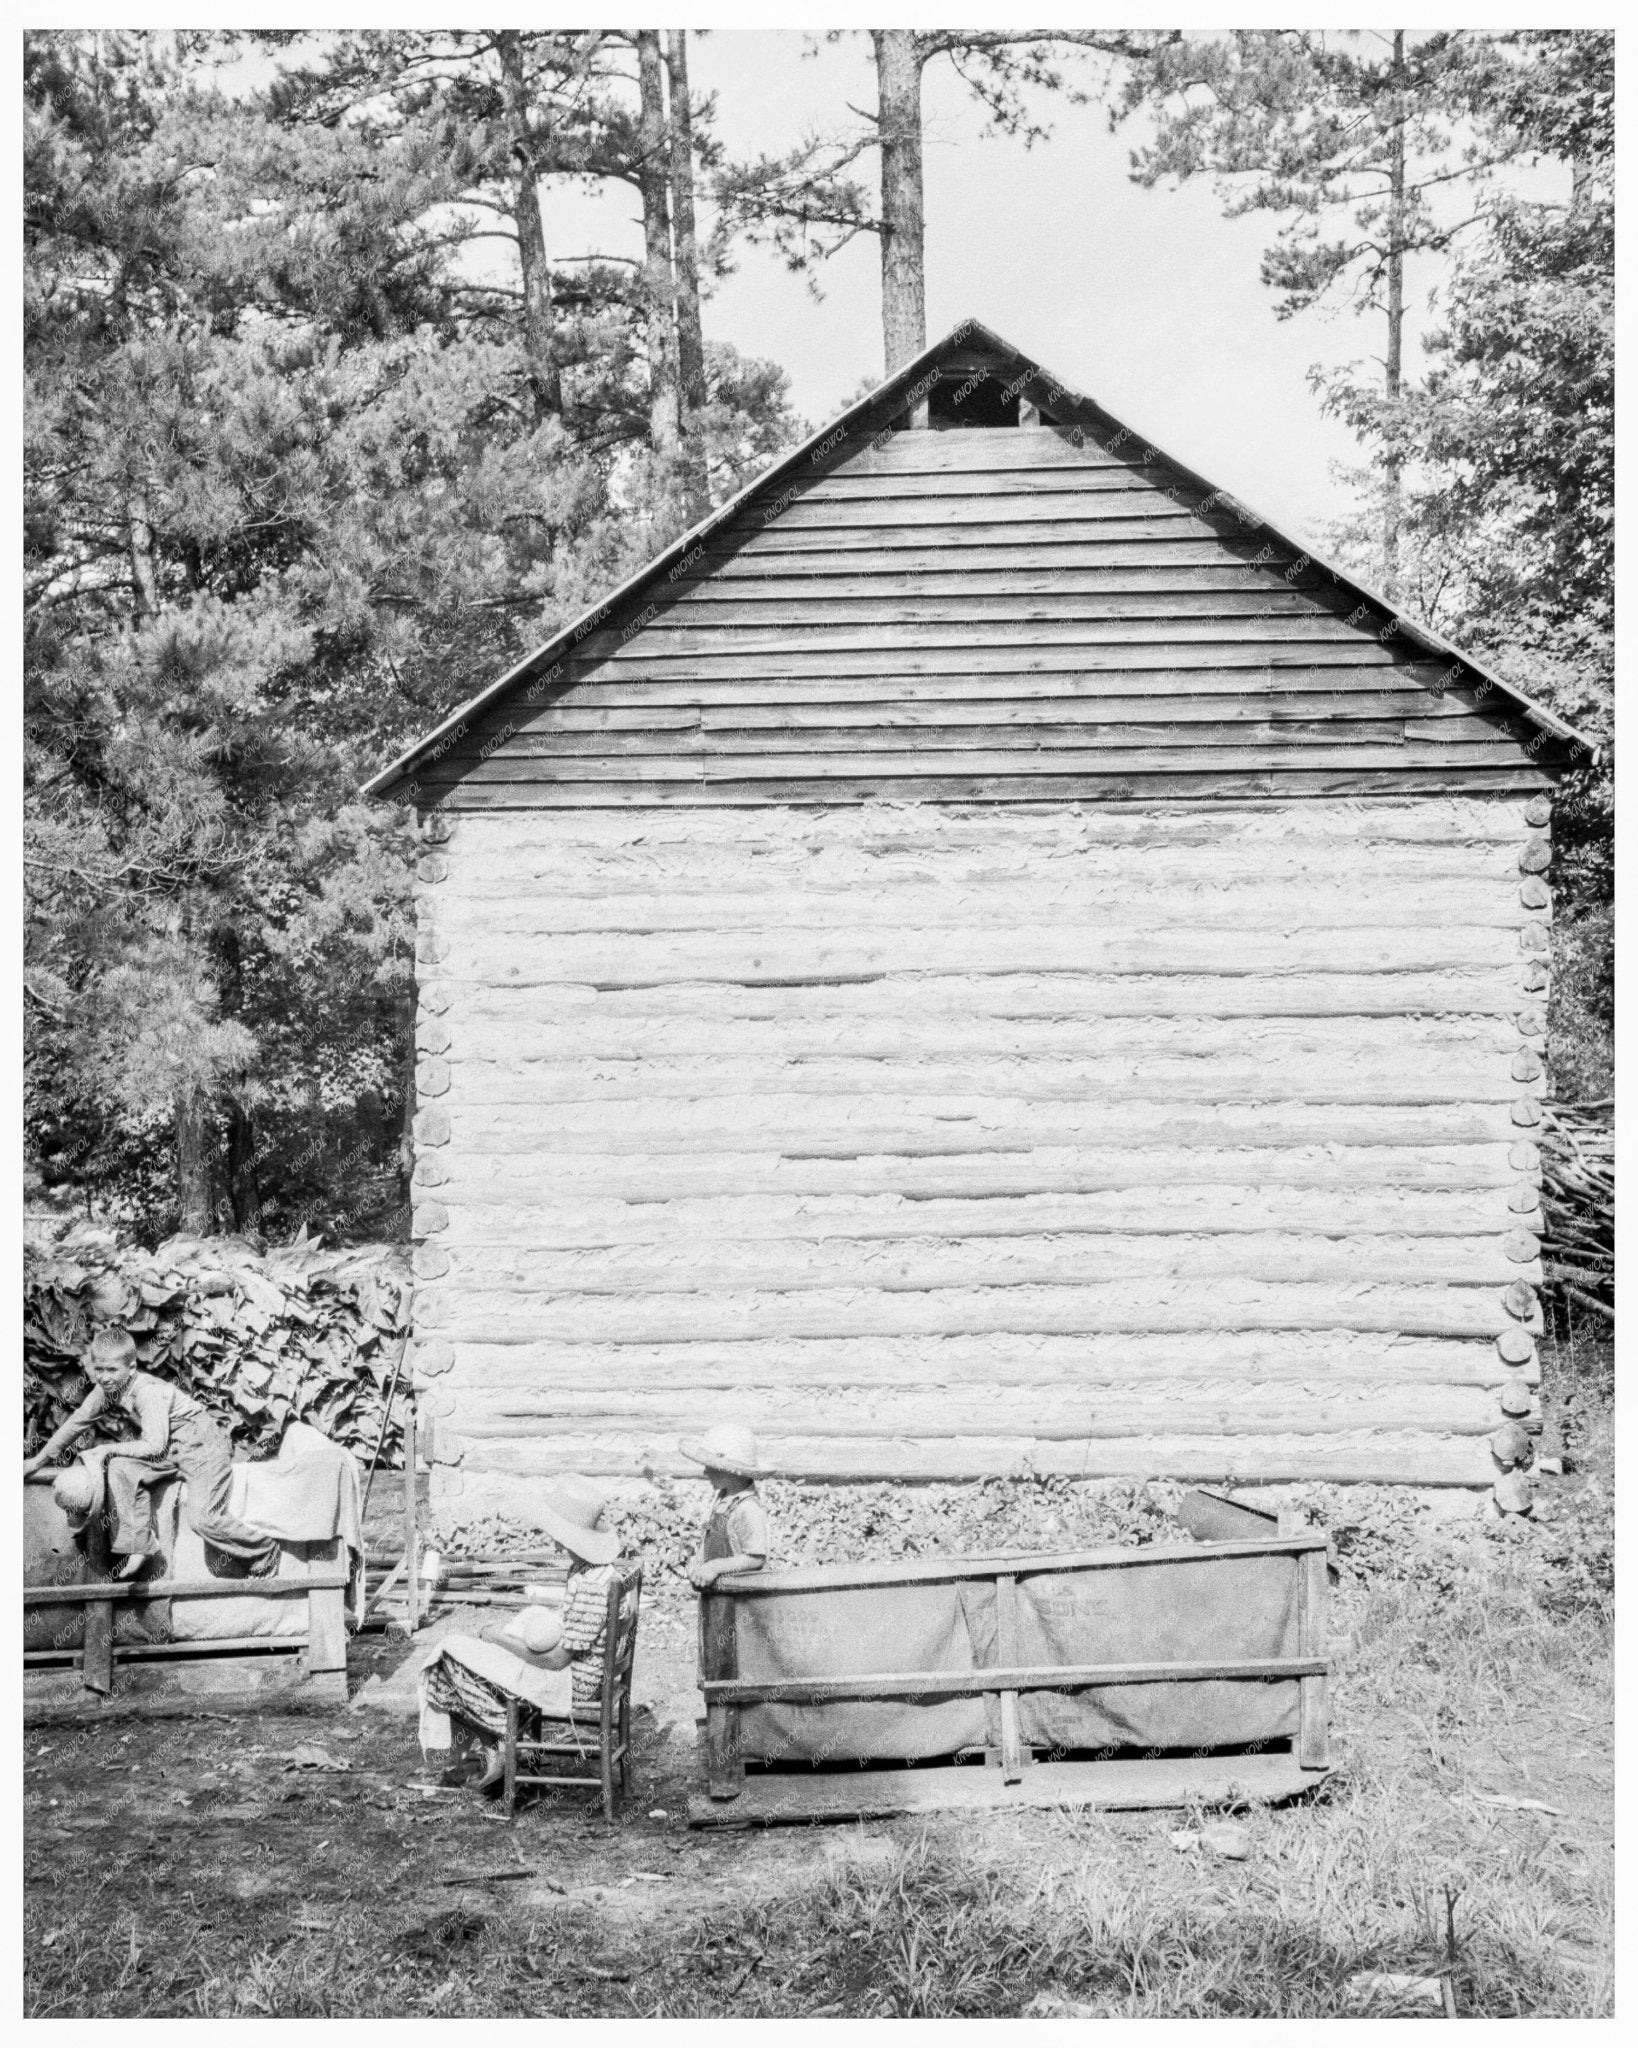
[408,796,1551,1500]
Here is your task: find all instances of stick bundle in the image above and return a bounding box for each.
[1538,1100,1614,1321]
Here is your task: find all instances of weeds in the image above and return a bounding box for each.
[649,1817,1608,2018]
[25,1341,1613,2019]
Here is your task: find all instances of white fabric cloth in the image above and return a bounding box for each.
[415,1631,576,1752]
[228,1421,366,1620]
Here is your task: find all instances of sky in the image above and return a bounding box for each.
[206,22,1555,550]
[540,29,1415,547]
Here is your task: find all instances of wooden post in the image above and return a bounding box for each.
[995,1572,1024,1784]
[82,1496,114,1698]
[701,1590,742,1800]
[303,1549,349,1699]
[401,1399,418,1636]
[1296,1545,1329,1770]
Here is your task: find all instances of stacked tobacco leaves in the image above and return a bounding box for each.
[23,1215,411,1462]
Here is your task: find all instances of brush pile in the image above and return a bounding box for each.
[23,1214,411,1461]
[1538,1101,1614,1322]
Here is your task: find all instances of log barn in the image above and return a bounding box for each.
[366,319,1591,1514]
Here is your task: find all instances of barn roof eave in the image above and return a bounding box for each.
[979,328,1599,766]
[363,316,1598,802]
[360,323,978,803]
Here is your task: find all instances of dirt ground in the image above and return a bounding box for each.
[23,1340,1614,2019]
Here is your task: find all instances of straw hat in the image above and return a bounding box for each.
[52,1462,102,1525]
[499,1606,564,1661]
[678,1422,761,1480]
[537,1473,621,1566]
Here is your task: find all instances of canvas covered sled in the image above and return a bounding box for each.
[691,1531,1330,1826]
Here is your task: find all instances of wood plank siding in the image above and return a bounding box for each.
[398,420,1567,810]
[408,798,1550,1497]
[376,324,1575,1505]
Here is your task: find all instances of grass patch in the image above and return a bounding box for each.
[649,1802,1610,2019]
[25,1363,1613,2019]
[27,1551,1612,2021]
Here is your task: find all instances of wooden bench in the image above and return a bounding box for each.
[503,1562,643,1822]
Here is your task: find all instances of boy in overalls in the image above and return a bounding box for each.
[23,1327,279,1579]
[682,1423,771,1588]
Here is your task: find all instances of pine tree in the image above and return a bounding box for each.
[1121,30,1531,601]
[716,31,1147,377]
[1286,32,1612,1090]
[1379,35,1611,891]
[666,29,711,518]
[24,27,802,1239]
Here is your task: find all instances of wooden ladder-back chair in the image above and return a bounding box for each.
[503,1561,643,1821]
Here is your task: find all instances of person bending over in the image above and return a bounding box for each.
[23,1327,279,1579]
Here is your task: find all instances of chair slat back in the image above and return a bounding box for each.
[599,1562,644,1727]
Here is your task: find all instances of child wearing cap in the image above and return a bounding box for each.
[22,1326,278,1579]
[682,1423,771,1589]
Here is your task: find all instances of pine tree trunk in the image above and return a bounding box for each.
[174,1087,213,1236]
[496,30,563,421]
[127,487,159,618]
[873,31,928,382]
[666,28,710,518]
[637,29,681,463]
[213,922,260,1232]
[1381,29,1406,604]
[225,1103,260,1233]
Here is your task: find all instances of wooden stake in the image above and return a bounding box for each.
[701,1591,743,1800]
[402,1399,419,1636]
[363,1555,406,1624]
[995,1573,1025,1783]
[304,1570,348,1685]
[1297,1545,1329,1770]
[82,1503,114,1698]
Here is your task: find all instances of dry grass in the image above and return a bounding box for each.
[25,1558,1612,2020]
[641,1565,1613,2019]
[25,1345,1613,2019]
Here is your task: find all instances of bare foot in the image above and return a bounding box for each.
[115,1551,152,1581]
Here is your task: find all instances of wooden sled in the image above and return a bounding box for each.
[691,1534,1330,1828]
[24,1490,349,1725]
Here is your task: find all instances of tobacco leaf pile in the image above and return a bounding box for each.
[1538,1101,1614,1322]
[435,1446,1613,1621]
[437,1474,1191,1592]
[22,1214,411,1463]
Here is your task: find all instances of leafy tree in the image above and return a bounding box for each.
[1350,32,1612,1089]
[268,28,726,509]
[1121,30,1527,600]
[1119,29,1612,1088]
[24,28,801,1244]
[1315,35,1612,851]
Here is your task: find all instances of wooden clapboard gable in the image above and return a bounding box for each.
[372,324,1584,810]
